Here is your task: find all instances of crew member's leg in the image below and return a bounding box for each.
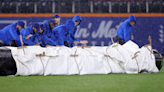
[10,40,17,47]
[64,41,69,47]
[116,36,125,45]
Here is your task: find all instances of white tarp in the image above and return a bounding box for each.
[7,41,159,76]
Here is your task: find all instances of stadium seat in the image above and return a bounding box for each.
[148,1,161,13]
[139,1,146,13]
[161,1,164,13]
[0,2,16,13]
[0,0,163,13]
[130,1,140,13]
[121,0,134,1]
[112,1,128,13]
[111,1,119,13]
[55,1,72,13]
[75,1,90,13]
[18,2,34,13]
[119,1,127,13]
[37,1,52,13]
[93,1,109,13]
[101,1,109,13]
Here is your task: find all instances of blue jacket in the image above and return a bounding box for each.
[58,22,63,26]
[38,34,57,47]
[38,23,57,47]
[44,20,56,38]
[44,21,51,38]
[51,15,82,46]
[50,25,67,46]
[117,14,136,42]
[70,15,82,43]
[0,23,21,45]
[23,26,39,45]
[50,20,73,45]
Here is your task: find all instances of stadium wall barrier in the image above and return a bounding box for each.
[0,13,164,54]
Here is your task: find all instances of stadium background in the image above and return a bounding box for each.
[0,0,164,54]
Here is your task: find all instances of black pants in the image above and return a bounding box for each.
[64,41,69,47]
[0,47,17,76]
[0,40,17,47]
[64,41,73,47]
[116,36,125,45]
[10,40,17,47]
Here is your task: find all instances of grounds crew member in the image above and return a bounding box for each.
[53,14,63,26]
[0,20,25,46]
[51,14,88,47]
[116,14,136,45]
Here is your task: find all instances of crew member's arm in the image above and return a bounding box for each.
[23,29,36,45]
[42,35,57,46]
[25,36,35,45]
[9,28,21,45]
[69,30,80,43]
[131,33,134,40]
[123,28,131,42]
[33,36,42,46]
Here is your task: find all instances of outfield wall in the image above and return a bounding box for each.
[0,13,164,54]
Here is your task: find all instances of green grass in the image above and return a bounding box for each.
[0,60,164,92]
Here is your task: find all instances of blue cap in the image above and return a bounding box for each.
[38,22,45,30]
[28,22,33,26]
[17,20,25,28]
[53,14,60,18]
[32,23,40,32]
